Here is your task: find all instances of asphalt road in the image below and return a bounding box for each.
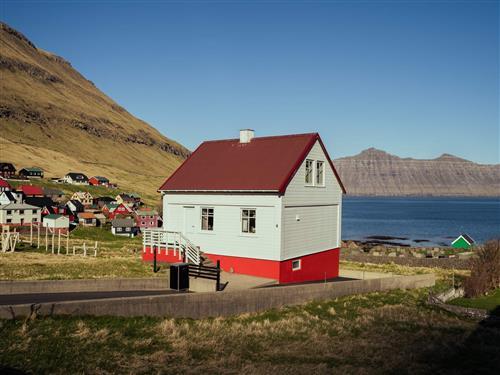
[0,290,179,306]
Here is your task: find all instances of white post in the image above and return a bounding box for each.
[83,242,87,257]
[51,230,55,254]
[58,230,61,255]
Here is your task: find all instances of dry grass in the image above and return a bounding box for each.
[1,288,498,374]
[0,227,157,280]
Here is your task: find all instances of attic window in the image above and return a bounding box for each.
[201,208,214,231]
[305,159,314,185]
[316,161,324,185]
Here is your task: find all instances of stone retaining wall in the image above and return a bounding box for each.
[1,274,435,319]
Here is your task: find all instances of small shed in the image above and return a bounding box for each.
[43,214,70,231]
[451,234,475,250]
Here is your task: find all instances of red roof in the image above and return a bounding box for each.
[159,133,346,194]
[0,179,11,189]
[19,185,44,196]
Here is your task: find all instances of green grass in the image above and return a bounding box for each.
[1,288,498,374]
[449,289,500,314]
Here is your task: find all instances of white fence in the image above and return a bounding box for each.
[142,228,201,265]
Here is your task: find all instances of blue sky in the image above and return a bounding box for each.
[2,1,499,163]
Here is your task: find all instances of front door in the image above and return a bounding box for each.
[183,206,196,234]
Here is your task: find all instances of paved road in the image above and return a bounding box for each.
[0,290,179,306]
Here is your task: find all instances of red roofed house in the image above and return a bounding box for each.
[108,203,133,220]
[19,185,44,197]
[145,130,345,284]
[0,178,11,192]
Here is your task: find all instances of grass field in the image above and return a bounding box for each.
[1,287,499,374]
[449,289,500,314]
[0,227,159,280]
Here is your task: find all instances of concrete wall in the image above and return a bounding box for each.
[1,274,435,319]
[0,278,169,295]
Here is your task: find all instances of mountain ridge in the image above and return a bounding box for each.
[334,148,500,196]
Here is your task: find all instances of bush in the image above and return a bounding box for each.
[464,239,500,297]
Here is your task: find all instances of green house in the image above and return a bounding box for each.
[451,234,475,250]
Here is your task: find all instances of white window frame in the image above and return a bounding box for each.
[201,207,214,231]
[241,208,256,234]
[305,159,314,186]
[315,160,325,186]
[292,259,301,271]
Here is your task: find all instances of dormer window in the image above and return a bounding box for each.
[316,161,324,185]
[305,159,314,185]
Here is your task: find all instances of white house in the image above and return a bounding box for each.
[43,214,70,231]
[146,130,346,284]
[64,172,89,185]
[0,191,22,205]
[0,203,41,225]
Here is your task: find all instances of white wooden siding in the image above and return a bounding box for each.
[281,140,343,259]
[163,194,282,261]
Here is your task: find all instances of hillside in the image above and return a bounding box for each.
[334,148,500,196]
[0,22,189,203]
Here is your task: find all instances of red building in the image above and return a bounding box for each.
[89,176,110,186]
[107,203,133,220]
[135,208,160,231]
[19,185,44,197]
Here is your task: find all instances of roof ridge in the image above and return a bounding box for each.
[201,132,318,144]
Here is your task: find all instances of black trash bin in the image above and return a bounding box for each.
[170,263,189,291]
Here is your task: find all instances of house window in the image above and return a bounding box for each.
[305,159,314,185]
[6,210,11,215]
[6,218,11,223]
[125,227,130,232]
[19,210,24,214]
[292,259,301,271]
[241,209,256,234]
[316,161,324,185]
[201,208,214,231]
[32,218,37,222]
[32,209,37,214]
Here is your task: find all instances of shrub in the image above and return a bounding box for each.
[464,239,500,297]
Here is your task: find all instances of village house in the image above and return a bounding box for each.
[18,185,44,198]
[89,176,109,186]
[0,191,23,205]
[94,196,116,208]
[18,167,44,179]
[135,208,160,231]
[77,212,97,227]
[0,178,11,192]
[42,214,70,232]
[43,188,65,202]
[106,202,133,220]
[0,163,16,178]
[64,172,89,185]
[24,197,56,216]
[70,191,93,206]
[66,199,84,214]
[115,193,140,208]
[0,203,41,225]
[149,130,346,284]
[111,218,139,237]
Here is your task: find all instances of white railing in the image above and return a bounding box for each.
[142,228,201,265]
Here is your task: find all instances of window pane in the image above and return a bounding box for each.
[316,161,324,185]
[305,160,313,184]
[242,218,249,232]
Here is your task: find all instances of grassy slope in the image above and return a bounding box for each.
[449,289,500,313]
[1,288,499,374]
[0,23,187,201]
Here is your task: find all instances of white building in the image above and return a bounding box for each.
[0,203,41,225]
[150,130,345,284]
[43,214,70,231]
[0,191,22,205]
[64,172,89,185]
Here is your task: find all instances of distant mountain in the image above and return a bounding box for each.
[334,148,500,196]
[0,22,189,201]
